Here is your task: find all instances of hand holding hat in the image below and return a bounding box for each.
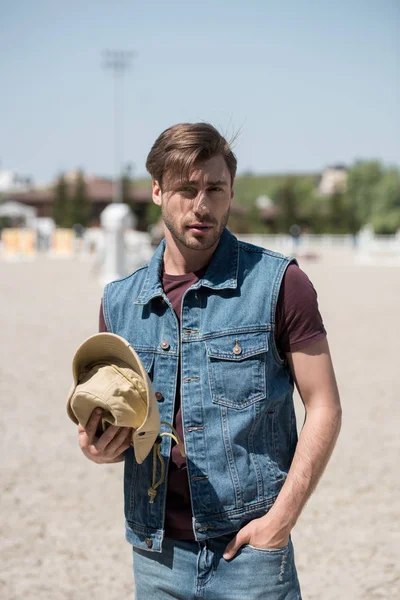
[67,333,185,503]
[77,407,133,464]
[67,333,161,464]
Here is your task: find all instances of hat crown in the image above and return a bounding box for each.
[72,360,148,430]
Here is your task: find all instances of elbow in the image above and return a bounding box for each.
[333,403,342,435]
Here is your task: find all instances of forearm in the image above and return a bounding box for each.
[223,401,342,558]
[268,403,342,529]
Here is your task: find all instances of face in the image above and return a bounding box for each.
[152,155,234,252]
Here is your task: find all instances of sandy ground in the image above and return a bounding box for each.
[1,248,399,599]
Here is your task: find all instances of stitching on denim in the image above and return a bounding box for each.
[248,401,264,499]
[194,495,279,524]
[221,405,243,508]
[125,520,163,535]
[132,347,179,356]
[268,409,281,481]
[238,242,290,261]
[207,341,267,410]
[206,338,268,361]
[127,450,138,516]
[270,257,296,325]
[158,376,178,532]
[198,325,273,342]
[102,285,113,333]
[270,258,297,366]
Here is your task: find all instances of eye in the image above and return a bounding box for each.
[177,187,197,198]
[208,186,223,193]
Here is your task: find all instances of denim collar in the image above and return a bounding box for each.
[134,229,239,305]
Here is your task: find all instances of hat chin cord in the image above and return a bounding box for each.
[80,362,185,505]
[148,422,185,504]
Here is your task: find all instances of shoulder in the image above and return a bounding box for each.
[104,264,149,294]
[237,239,295,277]
[238,238,292,263]
[102,264,151,332]
[275,263,326,353]
[280,263,318,296]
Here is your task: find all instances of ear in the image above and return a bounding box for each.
[230,186,234,204]
[152,180,162,206]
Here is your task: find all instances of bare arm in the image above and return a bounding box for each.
[224,337,342,558]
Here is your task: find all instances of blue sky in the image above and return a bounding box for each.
[1,0,399,184]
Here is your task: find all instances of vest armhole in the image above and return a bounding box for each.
[102,284,114,334]
[269,257,298,366]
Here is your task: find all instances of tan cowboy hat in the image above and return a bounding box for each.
[66,333,160,464]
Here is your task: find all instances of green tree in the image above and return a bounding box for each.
[370,168,400,234]
[346,160,383,225]
[69,170,91,227]
[329,191,358,233]
[53,173,70,226]
[275,177,298,233]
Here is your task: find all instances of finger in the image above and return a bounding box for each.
[223,532,248,560]
[77,423,87,442]
[83,408,104,445]
[106,427,133,456]
[94,424,123,452]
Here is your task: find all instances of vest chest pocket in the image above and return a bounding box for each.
[206,333,268,409]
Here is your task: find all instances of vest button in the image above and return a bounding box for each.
[144,538,153,548]
[160,340,170,350]
[233,342,242,355]
[155,392,164,402]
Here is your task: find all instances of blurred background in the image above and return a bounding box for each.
[1,1,399,599]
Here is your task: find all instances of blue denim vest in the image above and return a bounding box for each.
[103,229,298,552]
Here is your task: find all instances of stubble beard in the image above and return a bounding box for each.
[162,207,231,251]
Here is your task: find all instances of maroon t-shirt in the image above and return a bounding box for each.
[99,263,326,539]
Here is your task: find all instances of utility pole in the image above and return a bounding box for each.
[103,50,135,202]
[100,50,136,285]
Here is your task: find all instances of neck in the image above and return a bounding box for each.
[163,230,217,275]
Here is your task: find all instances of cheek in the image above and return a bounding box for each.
[162,197,188,220]
[215,199,232,217]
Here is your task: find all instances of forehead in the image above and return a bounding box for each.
[188,155,230,182]
[164,155,231,188]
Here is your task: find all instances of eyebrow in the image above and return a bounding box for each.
[207,179,229,187]
[178,179,229,187]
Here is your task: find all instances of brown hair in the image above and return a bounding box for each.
[145,122,237,189]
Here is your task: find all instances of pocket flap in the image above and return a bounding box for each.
[206,332,268,361]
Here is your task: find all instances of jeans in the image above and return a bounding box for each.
[132,535,302,599]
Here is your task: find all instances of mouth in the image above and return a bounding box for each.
[187,223,213,234]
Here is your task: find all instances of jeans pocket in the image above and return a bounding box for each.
[244,544,289,554]
[244,541,290,554]
[235,539,300,591]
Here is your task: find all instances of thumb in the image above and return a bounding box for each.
[223,530,248,561]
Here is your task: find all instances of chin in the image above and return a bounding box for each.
[184,236,218,251]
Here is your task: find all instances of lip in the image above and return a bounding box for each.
[187,223,212,233]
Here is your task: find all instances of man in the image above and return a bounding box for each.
[78,123,341,599]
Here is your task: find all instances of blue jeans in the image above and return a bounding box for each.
[132,535,302,599]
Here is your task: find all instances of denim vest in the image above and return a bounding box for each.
[103,229,298,552]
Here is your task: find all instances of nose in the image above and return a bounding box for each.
[192,192,208,214]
